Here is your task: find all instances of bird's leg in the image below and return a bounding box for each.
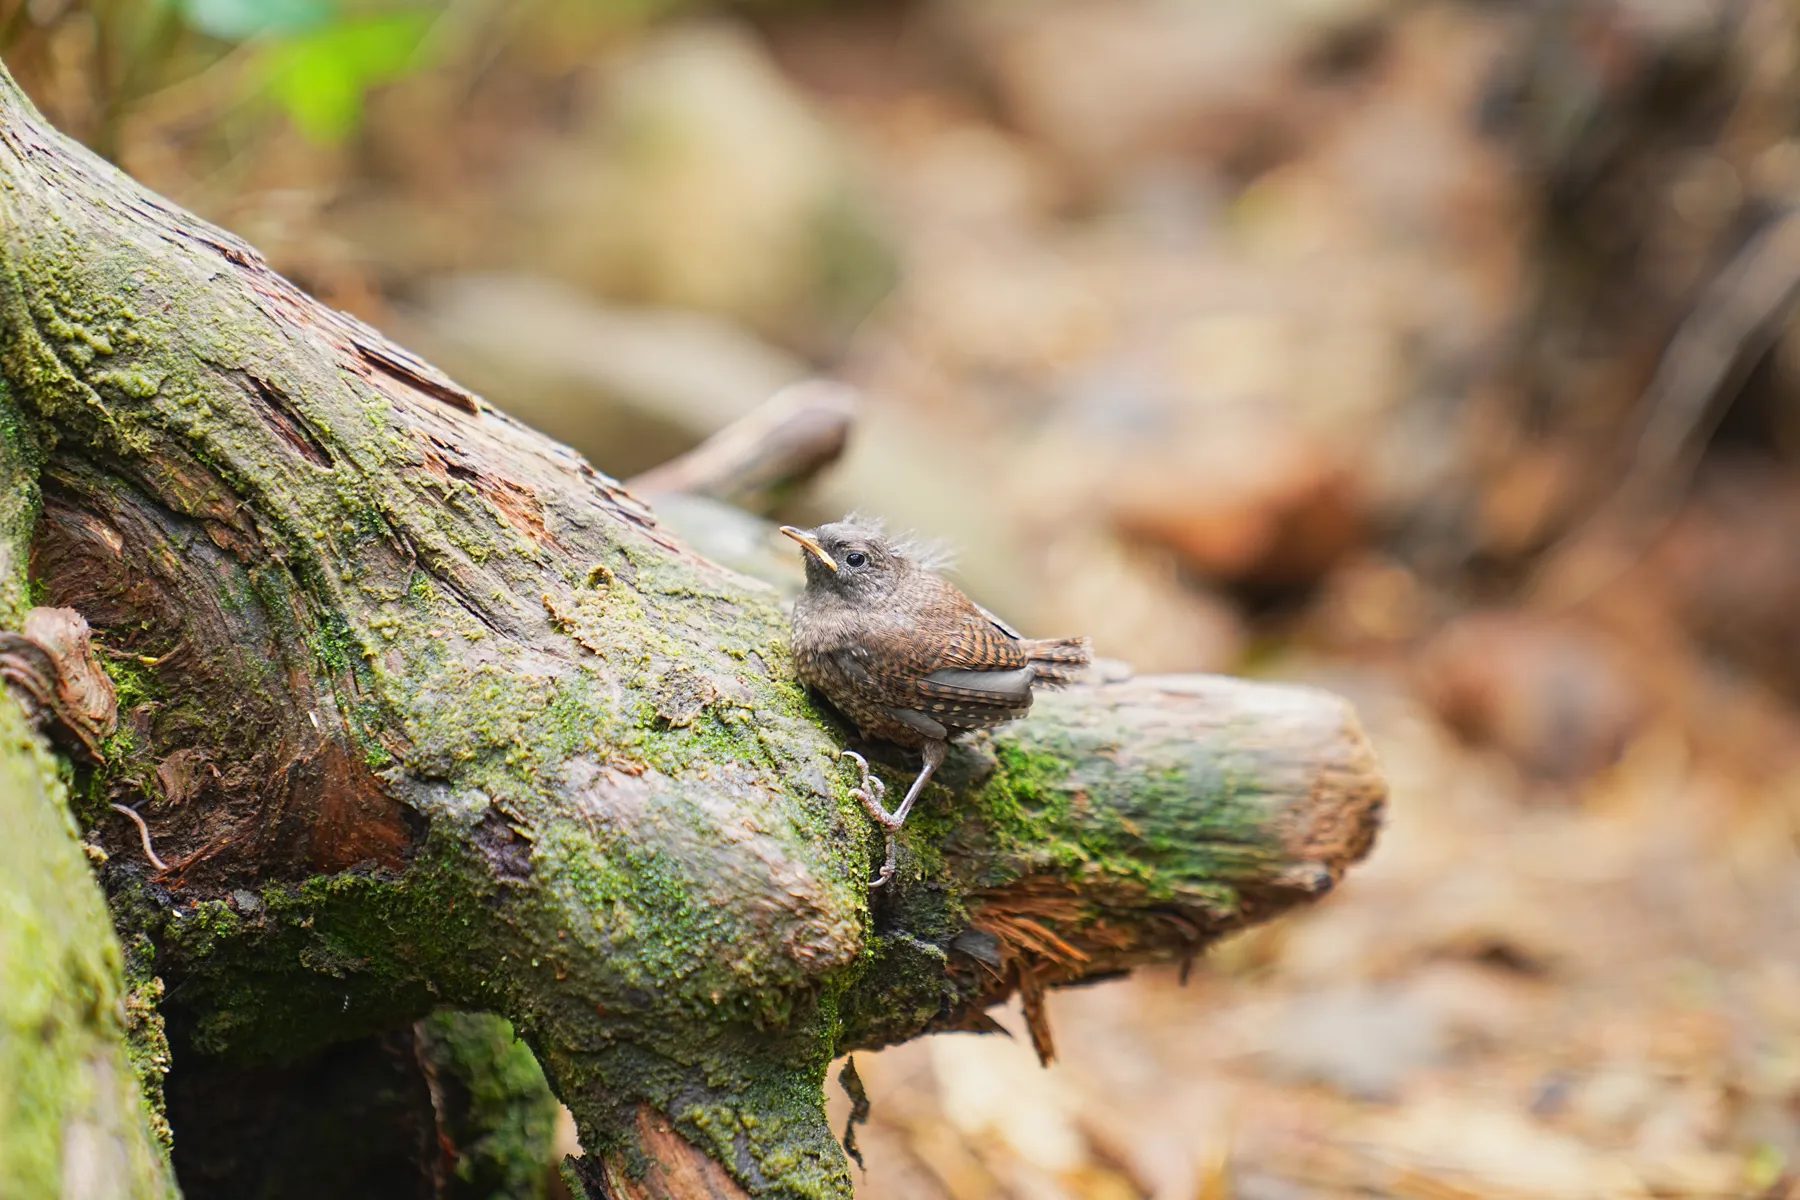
[891,738,946,828]
[839,739,946,888]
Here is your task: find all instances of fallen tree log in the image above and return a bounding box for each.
[0,393,176,1198]
[0,63,1385,1199]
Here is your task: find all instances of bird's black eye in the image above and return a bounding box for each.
[844,551,868,568]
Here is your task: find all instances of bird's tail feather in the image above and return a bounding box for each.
[1022,636,1092,687]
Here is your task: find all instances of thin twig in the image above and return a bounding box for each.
[110,802,168,871]
[96,639,184,667]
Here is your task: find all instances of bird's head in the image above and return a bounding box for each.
[780,519,925,606]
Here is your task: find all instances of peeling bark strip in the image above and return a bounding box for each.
[0,63,1384,1200]
[582,1106,754,1200]
[0,605,116,759]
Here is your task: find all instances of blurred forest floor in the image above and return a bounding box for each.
[9,0,1800,1196]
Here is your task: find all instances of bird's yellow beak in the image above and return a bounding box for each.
[779,525,837,571]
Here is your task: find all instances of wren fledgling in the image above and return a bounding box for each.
[781,518,1092,887]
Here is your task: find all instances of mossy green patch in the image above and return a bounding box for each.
[118,929,173,1153]
[0,695,177,1198]
[415,1011,560,1200]
[0,375,40,626]
[143,859,488,1065]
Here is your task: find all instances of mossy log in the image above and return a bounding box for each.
[0,63,1385,1200]
[0,361,176,1196]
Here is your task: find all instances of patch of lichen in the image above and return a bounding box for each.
[951,739,1154,887]
[0,215,169,461]
[102,654,162,712]
[670,1058,848,1200]
[399,659,600,783]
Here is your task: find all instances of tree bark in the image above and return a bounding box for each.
[0,62,1384,1200]
[0,337,175,1196]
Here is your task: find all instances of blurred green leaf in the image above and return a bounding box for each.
[179,0,337,41]
[260,11,435,143]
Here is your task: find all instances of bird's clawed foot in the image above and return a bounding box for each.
[839,750,901,888]
[839,749,893,823]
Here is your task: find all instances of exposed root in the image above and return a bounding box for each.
[110,802,169,871]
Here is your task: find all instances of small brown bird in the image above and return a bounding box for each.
[781,518,1091,887]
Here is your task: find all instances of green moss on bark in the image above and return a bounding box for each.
[415,1010,561,1200]
[0,376,38,627]
[118,929,174,1153]
[0,696,177,1199]
[0,332,173,1193]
